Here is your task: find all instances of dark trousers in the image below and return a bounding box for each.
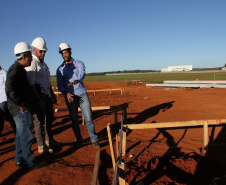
[34,94,54,146]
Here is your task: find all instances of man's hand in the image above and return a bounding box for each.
[20,103,28,112]
[68,80,80,86]
[67,93,74,103]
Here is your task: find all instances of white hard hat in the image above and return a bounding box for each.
[14,42,31,59]
[59,43,71,53]
[31,37,48,51]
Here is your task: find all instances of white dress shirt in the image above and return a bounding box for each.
[25,54,51,97]
[0,69,7,103]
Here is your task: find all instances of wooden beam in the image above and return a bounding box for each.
[91,150,101,185]
[87,89,124,96]
[107,123,115,170]
[55,106,111,113]
[78,106,111,111]
[124,119,226,130]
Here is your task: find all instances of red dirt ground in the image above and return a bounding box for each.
[1,81,226,185]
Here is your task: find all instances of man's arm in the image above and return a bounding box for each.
[56,68,66,93]
[57,68,74,103]
[73,60,86,82]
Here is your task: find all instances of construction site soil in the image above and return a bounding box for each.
[1,81,226,185]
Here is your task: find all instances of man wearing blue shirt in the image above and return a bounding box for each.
[56,43,100,148]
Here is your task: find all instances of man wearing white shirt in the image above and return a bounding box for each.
[0,65,16,135]
[25,37,61,154]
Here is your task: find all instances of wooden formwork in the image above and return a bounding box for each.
[107,117,127,185]
[87,88,125,96]
[108,119,226,185]
[55,103,128,125]
[123,119,226,155]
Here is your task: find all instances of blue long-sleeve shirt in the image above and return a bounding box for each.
[56,58,87,96]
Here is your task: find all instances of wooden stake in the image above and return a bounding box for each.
[91,150,101,185]
[107,123,115,170]
[118,164,126,185]
[203,121,208,155]
[122,131,126,156]
[116,134,119,157]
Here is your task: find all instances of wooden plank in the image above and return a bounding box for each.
[78,106,111,111]
[91,150,101,185]
[107,123,115,170]
[55,106,111,113]
[87,89,123,95]
[53,92,62,94]
[203,121,208,155]
[124,119,226,130]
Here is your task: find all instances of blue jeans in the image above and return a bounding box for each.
[13,110,34,167]
[65,93,98,143]
[0,101,16,135]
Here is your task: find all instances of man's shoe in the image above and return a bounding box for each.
[38,146,54,154]
[16,161,24,168]
[93,141,100,148]
[74,140,83,148]
[46,139,63,148]
[28,160,48,171]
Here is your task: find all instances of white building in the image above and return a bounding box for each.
[161,65,192,72]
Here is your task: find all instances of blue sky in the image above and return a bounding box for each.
[0,0,226,75]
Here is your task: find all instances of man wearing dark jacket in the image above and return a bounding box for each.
[6,42,45,170]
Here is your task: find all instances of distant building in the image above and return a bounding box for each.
[161,65,192,72]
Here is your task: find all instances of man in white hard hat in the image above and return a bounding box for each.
[25,37,61,154]
[5,42,46,170]
[56,43,100,148]
[0,65,16,136]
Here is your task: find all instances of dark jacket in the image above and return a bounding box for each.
[5,61,34,117]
